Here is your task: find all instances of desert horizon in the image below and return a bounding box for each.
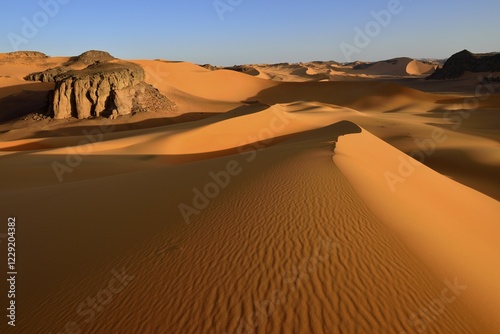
[1,1,500,334]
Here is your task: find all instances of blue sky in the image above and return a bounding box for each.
[1,0,499,65]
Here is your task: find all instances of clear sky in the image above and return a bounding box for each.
[1,0,499,66]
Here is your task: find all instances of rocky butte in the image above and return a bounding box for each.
[25,50,176,119]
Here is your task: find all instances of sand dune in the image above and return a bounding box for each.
[2,119,493,334]
[132,60,277,102]
[0,52,499,333]
[406,59,436,75]
[334,128,500,332]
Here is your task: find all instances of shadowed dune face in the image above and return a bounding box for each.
[0,52,499,333]
[0,80,56,122]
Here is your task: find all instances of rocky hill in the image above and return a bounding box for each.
[427,50,500,80]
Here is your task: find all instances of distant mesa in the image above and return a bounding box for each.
[2,51,48,59]
[0,51,48,64]
[24,50,176,119]
[427,49,500,80]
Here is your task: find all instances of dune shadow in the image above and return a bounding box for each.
[8,103,271,141]
[0,89,51,122]
[248,80,417,109]
[1,119,362,166]
[16,113,222,139]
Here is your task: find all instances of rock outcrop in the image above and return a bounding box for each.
[6,51,48,58]
[223,65,260,76]
[1,51,48,60]
[427,50,500,80]
[23,50,176,119]
[0,51,48,64]
[50,61,144,119]
[200,64,220,71]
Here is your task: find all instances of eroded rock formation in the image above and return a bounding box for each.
[50,61,145,119]
[24,51,177,119]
